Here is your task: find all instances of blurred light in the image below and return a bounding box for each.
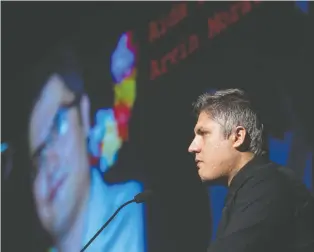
[1,142,9,153]
[295,1,309,14]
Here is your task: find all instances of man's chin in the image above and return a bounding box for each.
[48,217,70,238]
[199,174,226,186]
[199,174,213,184]
[198,170,214,182]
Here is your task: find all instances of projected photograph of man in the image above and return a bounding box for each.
[28,32,144,252]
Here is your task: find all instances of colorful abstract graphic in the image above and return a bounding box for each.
[88,31,137,173]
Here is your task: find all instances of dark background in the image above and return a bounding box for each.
[2,2,313,252]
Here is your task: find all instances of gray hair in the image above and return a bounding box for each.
[193,88,265,156]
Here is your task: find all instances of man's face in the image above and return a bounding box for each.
[188,111,237,182]
[29,74,90,237]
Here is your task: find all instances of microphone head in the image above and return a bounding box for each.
[134,190,153,203]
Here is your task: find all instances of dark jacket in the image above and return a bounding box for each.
[208,156,314,252]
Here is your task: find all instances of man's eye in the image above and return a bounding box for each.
[197,130,205,135]
[200,131,210,136]
[53,109,68,135]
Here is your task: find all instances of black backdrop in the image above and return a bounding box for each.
[135,3,313,251]
[2,2,312,252]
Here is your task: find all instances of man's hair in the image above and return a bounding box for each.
[22,42,86,131]
[28,43,85,108]
[193,88,265,156]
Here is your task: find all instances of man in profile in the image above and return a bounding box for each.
[188,89,314,252]
[27,42,144,252]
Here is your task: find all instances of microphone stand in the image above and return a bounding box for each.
[80,199,135,252]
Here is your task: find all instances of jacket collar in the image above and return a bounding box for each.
[225,155,271,206]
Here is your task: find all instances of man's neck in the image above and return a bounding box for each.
[54,179,91,252]
[227,152,255,186]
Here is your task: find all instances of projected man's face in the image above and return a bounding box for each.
[188,111,237,182]
[29,74,90,238]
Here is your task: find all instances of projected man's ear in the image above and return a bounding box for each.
[79,94,91,138]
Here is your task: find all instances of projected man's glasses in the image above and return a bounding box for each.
[31,95,81,179]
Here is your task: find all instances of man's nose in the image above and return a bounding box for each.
[42,148,59,178]
[188,138,200,153]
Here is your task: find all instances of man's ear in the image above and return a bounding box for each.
[80,94,91,137]
[232,126,247,149]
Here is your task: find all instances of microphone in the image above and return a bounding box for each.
[134,189,153,203]
[80,190,153,252]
